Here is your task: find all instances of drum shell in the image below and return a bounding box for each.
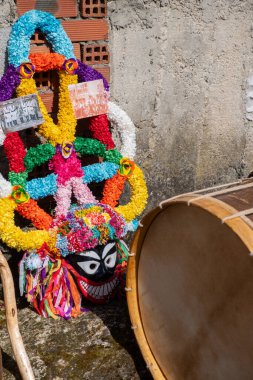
[127,183,253,380]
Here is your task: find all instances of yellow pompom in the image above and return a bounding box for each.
[116,164,148,222]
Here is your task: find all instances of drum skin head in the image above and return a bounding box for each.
[136,202,253,380]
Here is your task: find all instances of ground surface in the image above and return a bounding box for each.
[0,297,153,380]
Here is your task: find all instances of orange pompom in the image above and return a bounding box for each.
[29,52,65,72]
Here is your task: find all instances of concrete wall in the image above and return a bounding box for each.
[0,0,16,77]
[108,0,253,210]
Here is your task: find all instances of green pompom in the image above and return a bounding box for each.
[9,171,28,187]
[74,138,122,164]
[24,144,56,172]
[104,149,122,164]
[74,137,106,157]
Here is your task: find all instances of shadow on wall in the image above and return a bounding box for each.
[35,0,58,13]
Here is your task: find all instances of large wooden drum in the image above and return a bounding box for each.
[127,178,253,380]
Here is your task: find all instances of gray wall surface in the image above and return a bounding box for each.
[108,0,253,210]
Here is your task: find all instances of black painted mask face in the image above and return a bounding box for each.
[66,241,118,282]
[65,241,127,303]
[65,240,128,304]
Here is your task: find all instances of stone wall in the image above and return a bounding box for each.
[108,0,253,210]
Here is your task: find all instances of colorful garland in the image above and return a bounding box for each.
[29,53,65,72]
[0,10,148,319]
[8,10,75,67]
[25,163,119,199]
[116,164,148,222]
[54,203,127,255]
[4,132,26,173]
[76,60,109,92]
[0,174,12,198]
[0,65,20,102]
[24,144,56,172]
[74,138,122,163]
[9,172,28,188]
[17,199,53,230]
[89,114,115,150]
[16,73,78,146]
[0,197,51,251]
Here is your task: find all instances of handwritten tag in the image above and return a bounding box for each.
[0,94,44,134]
[68,79,109,119]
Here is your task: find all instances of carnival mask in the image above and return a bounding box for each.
[66,240,128,303]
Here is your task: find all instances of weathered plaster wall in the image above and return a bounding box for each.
[108,0,253,210]
[0,0,16,77]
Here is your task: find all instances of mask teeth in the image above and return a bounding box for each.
[79,277,119,300]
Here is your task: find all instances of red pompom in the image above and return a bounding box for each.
[4,132,26,173]
[89,114,115,150]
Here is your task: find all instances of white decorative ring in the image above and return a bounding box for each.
[108,101,136,159]
[0,173,12,198]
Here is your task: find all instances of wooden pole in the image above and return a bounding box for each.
[0,347,2,380]
[0,251,35,380]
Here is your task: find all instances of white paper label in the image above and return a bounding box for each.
[0,94,44,134]
[68,79,109,119]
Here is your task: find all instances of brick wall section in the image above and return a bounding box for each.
[16,0,78,17]
[15,0,110,113]
[81,0,107,18]
[61,19,108,41]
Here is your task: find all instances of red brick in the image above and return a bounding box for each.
[30,42,80,60]
[61,20,108,42]
[30,32,45,44]
[73,44,81,61]
[83,43,109,65]
[16,0,78,17]
[35,72,53,90]
[30,44,50,54]
[92,66,110,83]
[82,0,107,18]
[40,92,54,113]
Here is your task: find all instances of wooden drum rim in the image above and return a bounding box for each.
[126,194,253,380]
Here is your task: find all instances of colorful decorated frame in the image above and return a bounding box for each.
[0,10,148,319]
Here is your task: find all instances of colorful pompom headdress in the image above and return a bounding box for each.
[0,10,148,319]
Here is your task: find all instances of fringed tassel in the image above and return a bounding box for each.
[19,252,82,319]
[114,240,129,296]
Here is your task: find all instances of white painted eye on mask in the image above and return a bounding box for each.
[104,251,117,269]
[102,242,116,259]
[77,260,100,275]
